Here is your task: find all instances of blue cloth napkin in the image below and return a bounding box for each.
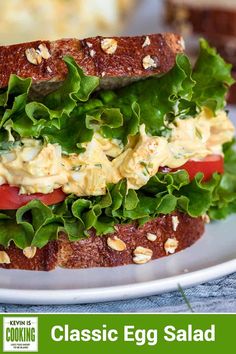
[1,272,235,313]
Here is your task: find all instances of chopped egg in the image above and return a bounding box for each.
[62,137,121,196]
[0,140,67,194]
[165,109,235,167]
[0,109,234,196]
[114,124,169,189]
[93,133,123,157]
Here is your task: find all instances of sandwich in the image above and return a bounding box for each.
[0,34,235,271]
[165,0,236,102]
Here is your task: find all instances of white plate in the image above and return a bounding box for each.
[0,87,236,306]
[0,215,236,304]
[1,111,236,305]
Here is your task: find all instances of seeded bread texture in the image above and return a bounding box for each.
[0,213,205,271]
[0,34,202,272]
[0,33,184,94]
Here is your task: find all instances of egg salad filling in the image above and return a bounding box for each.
[0,39,236,250]
[0,109,234,196]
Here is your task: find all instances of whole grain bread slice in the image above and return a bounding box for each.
[0,213,205,271]
[0,33,184,93]
[0,34,202,272]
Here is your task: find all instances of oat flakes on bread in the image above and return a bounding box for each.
[0,33,184,91]
[0,34,235,271]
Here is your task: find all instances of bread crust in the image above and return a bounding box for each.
[0,34,184,90]
[0,241,58,271]
[0,212,205,271]
[0,34,203,272]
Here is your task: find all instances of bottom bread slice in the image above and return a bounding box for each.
[0,212,205,271]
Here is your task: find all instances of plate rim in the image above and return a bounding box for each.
[0,258,235,305]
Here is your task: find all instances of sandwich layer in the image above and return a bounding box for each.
[0,110,233,196]
[0,35,235,271]
[0,212,205,271]
[0,33,184,92]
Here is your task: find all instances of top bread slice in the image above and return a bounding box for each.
[0,34,206,272]
[0,33,184,94]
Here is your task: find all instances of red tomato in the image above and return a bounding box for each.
[159,155,224,181]
[0,185,66,210]
[0,155,224,210]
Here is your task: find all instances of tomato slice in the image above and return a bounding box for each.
[0,185,66,210]
[0,155,224,209]
[159,155,224,181]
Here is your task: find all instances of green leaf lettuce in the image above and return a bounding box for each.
[0,40,235,249]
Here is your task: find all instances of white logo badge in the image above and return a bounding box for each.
[3,317,38,352]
